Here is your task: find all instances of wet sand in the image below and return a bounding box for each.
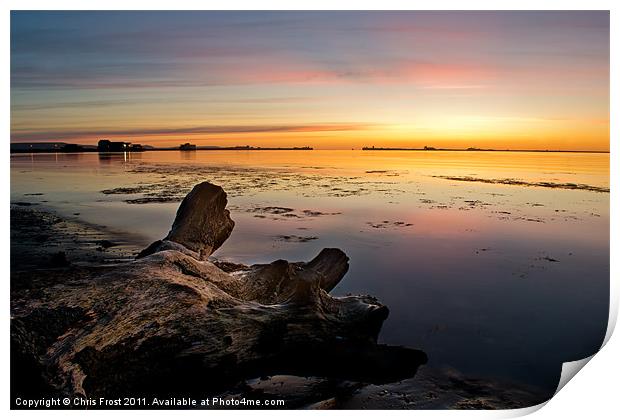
[10,204,140,270]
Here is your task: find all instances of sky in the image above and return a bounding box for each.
[10,11,610,150]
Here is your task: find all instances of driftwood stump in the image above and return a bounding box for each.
[11,182,427,401]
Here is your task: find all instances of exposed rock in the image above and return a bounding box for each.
[433,175,610,193]
[274,234,319,243]
[11,182,427,403]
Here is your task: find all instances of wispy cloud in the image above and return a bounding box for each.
[9,11,610,149]
[11,123,377,142]
[12,96,316,111]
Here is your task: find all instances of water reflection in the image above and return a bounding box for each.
[10,150,609,395]
[11,152,86,163]
[180,150,197,160]
[98,151,145,164]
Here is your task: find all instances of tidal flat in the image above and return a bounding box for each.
[10,150,609,408]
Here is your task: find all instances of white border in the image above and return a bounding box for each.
[2,1,617,419]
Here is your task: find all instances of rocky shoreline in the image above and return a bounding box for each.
[10,204,142,271]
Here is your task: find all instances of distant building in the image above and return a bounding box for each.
[179,143,197,151]
[98,139,131,152]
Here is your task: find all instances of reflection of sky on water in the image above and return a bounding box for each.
[11,150,609,392]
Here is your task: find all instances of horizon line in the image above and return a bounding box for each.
[9,142,610,154]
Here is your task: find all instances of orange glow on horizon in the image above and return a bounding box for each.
[11,11,610,152]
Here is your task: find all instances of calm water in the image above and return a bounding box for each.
[10,150,609,393]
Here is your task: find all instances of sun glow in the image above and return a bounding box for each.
[10,11,609,151]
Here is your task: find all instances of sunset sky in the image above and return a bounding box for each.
[10,11,610,150]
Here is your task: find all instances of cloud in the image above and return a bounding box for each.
[11,96,316,111]
[11,11,607,92]
[11,122,377,142]
[12,99,137,111]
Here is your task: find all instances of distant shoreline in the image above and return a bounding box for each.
[9,146,314,154]
[361,147,609,153]
[9,147,610,154]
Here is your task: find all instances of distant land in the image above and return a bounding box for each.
[9,142,609,154]
[362,146,609,153]
[10,142,313,154]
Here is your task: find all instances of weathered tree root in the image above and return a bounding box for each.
[11,182,427,401]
